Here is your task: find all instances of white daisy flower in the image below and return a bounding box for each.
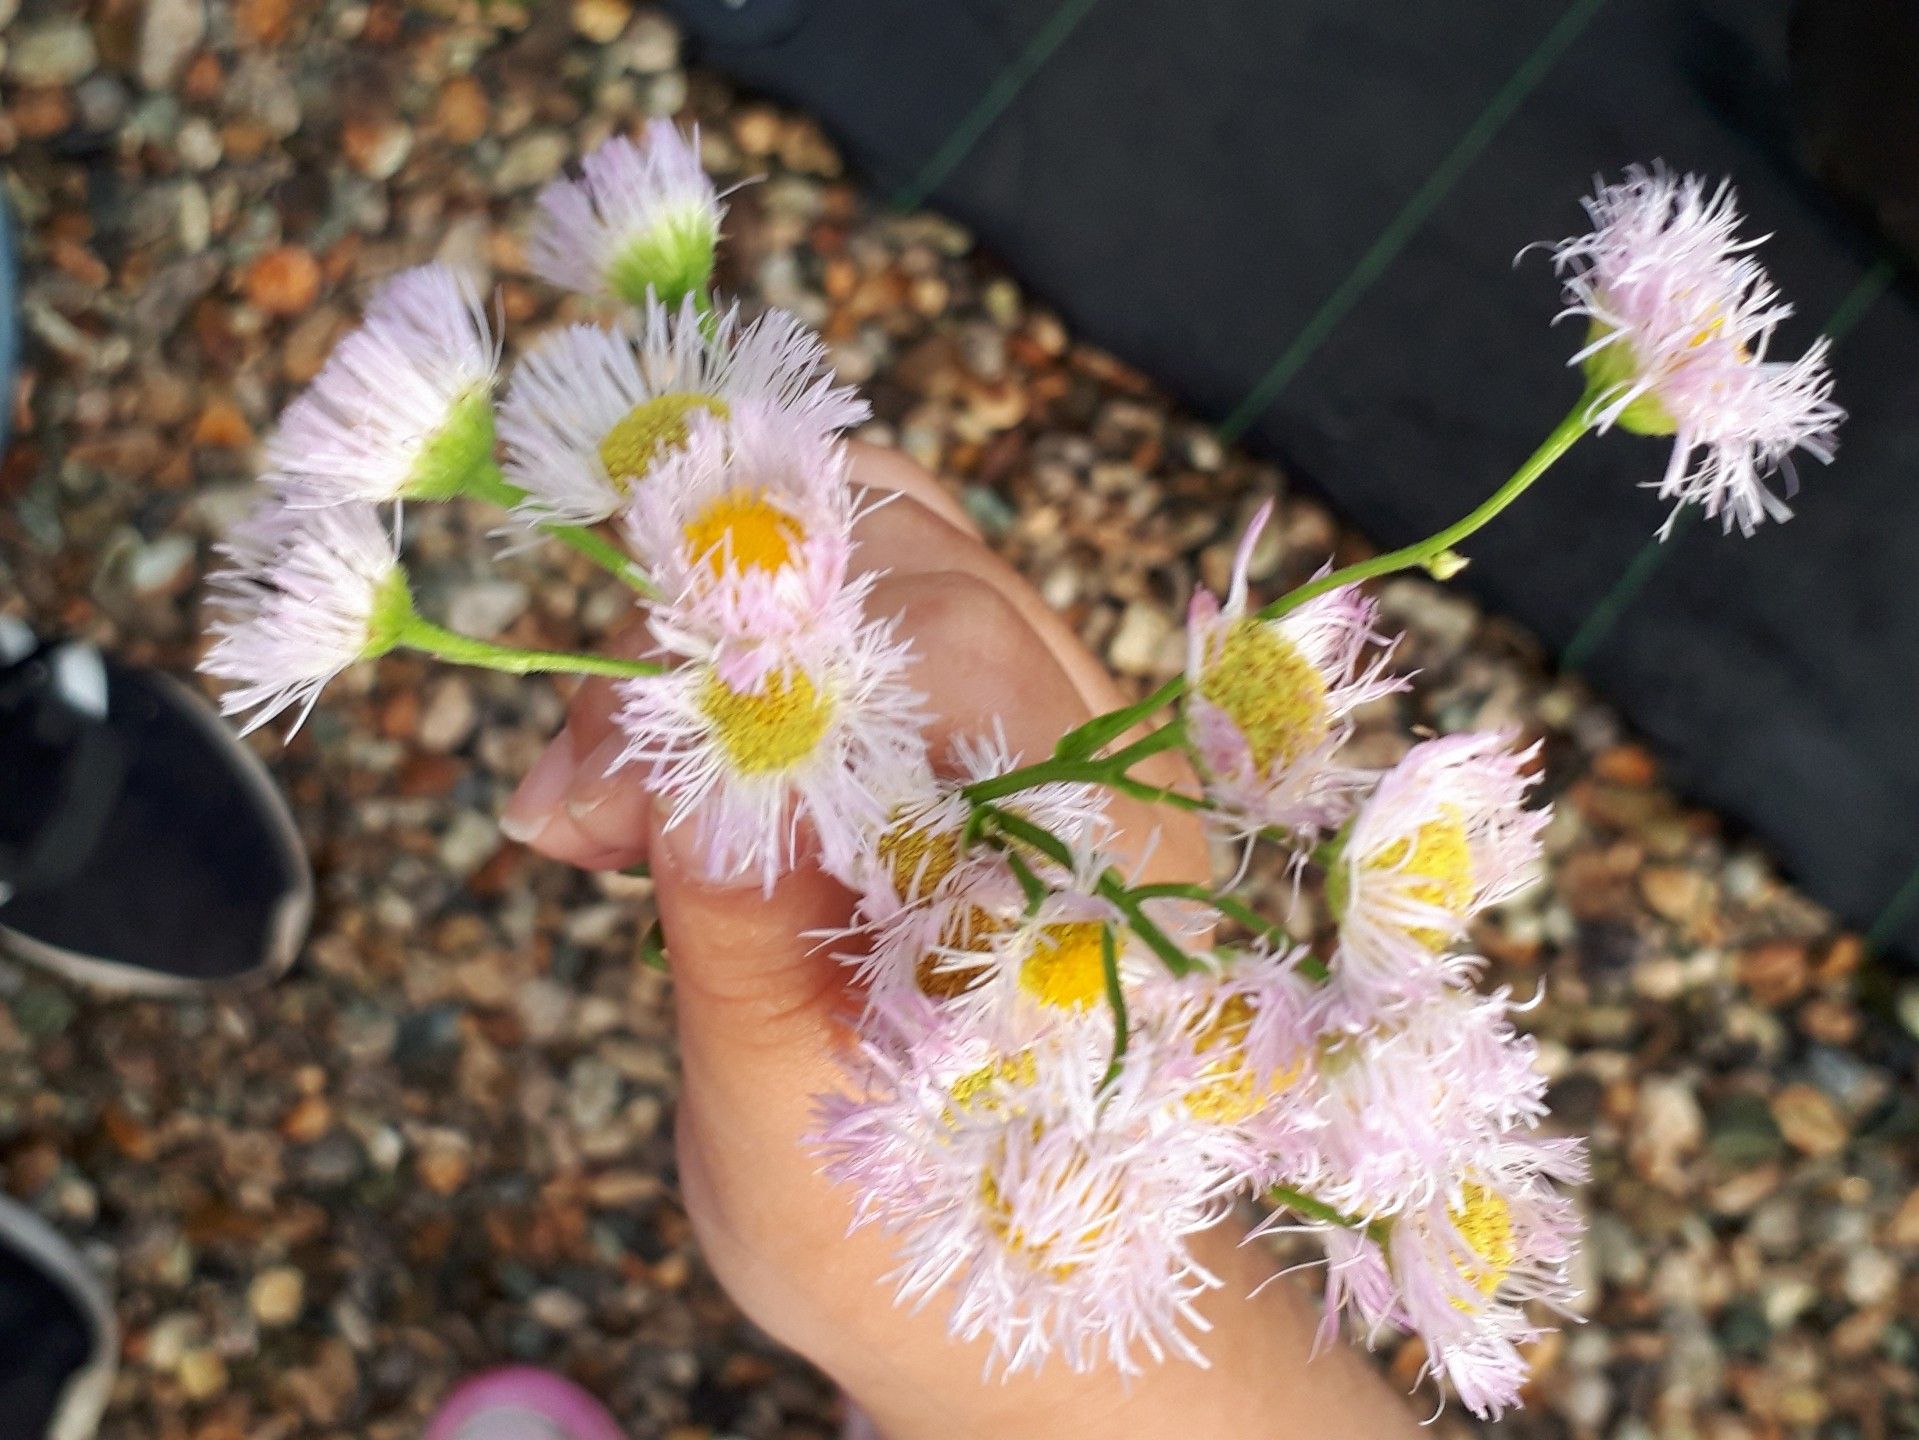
[268,264,498,505]
[813,1012,1237,1377]
[1550,164,1844,536]
[497,298,869,528]
[612,592,927,889]
[201,500,410,733]
[1326,731,1547,1008]
[1271,983,1552,1220]
[840,730,1114,1005]
[619,406,858,638]
[1305,1136,1586,1420]
[529,120,724,308]
[1185,502,1404,841]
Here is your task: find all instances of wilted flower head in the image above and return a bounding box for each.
[498,298,869,527]
[1326,732,1546,1007]
[813,1014,1236,1376]
[1551,164,1843,536]
[1185,503,1404,841]
[612,594,926,889]
[202,501,410,733]
[268,264,498,505]
[529,120,723,309]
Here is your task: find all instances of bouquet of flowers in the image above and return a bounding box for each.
[201,124,1840,1418]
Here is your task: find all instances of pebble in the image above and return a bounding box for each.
[248,1267,306,1327]
[1771,1083,1849,1157]
[243,246,322,315]
[445,578,531,636]
[572,0,634,44]
[1106,599,1173,676]
[344,118,414,181]
[6,18,98,86]
[494,130,571,192]
[138,0,206,91]
[119,533,196,598]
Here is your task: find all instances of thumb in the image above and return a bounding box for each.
[650,815,855,1175]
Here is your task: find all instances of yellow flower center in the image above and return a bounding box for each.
[948,1051,1037,1112]
[913,907,1004,998]
[1183,996,1301,1125]
[597,392,730,485]
[697,666,833,775]
[682,488,805,576]
[1448,1181,1517,1298]
[1365,807,1474,947]
[1198,617,1331,772]
[876,816,963,901]
[1017,922,1108,1011]
[978,1152,1113,1278]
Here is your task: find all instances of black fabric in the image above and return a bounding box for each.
[0,1244,93,1440]
[674,0,1919,957]
[0,650,304,982]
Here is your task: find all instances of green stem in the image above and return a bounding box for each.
[1252,399,1592,625]
[467,460,655,595]
[960,719,1198,810]
[986,400,1594,806]
[973,806,1201,978]
[1098,924,1129,1091]
[1268,1185,1369,1233]
[400,615,662,679]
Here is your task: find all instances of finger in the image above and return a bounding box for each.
[846,440,980,535]
[500,615,655,866]
[849,476,1133,729]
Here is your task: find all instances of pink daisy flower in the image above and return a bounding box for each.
[528,121,723,309]
[612,593,927,890]
[813,1014,1237,1376]
[619,407,858,636]
[841,731,1114,1007]
[1137,943,1325,1172]
[1303,1136,1587,1420]
[1184,502,1404,841]
[1269,983,1550,1219]
[201,500,409,733]
[1326,731,1546,1008]
[498,298,869,528]
[1550,164,1843,537]
[267,264,498,506]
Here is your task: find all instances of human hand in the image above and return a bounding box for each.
[501,444,1422,1440]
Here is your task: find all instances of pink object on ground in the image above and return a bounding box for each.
[423,1367,627,1440]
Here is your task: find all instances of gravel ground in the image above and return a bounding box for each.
[3,4,1917,1437]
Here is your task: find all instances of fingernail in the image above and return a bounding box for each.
[501,729,577,843]
[559,732,631,820]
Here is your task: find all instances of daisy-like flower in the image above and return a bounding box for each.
[268,264,498,505]
[613,592,927,889]
[201,500,411,733]
[498,298,869,528]
[1123,943,1324,1184]
[528,120,723,309]
[1185,503,1403,841]
[620,407,857,637]
[1271,983,1551,1219]
[1550,164,1843,536]
[813,1013,1236,1376]
[1325,731,1546,1007]
[1306,1136,1587,1419]
[842,730,1113,1000]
